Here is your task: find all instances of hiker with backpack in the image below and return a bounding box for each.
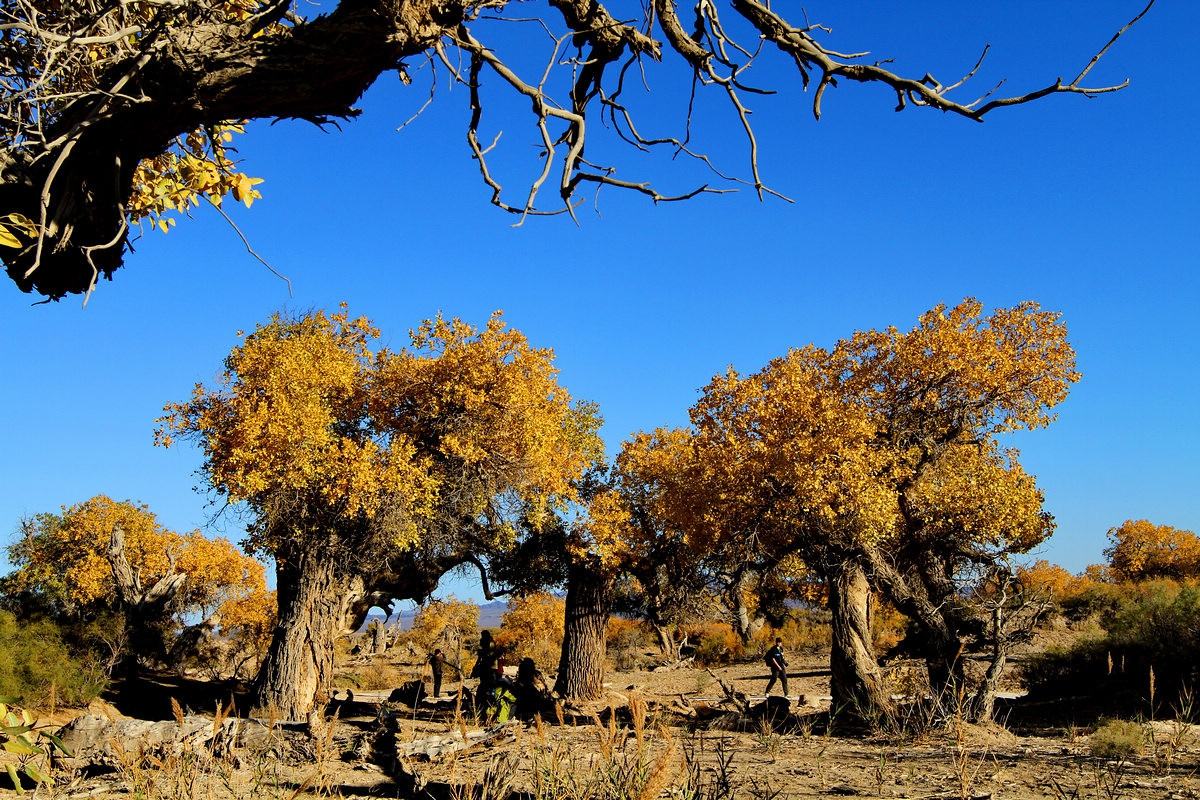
[763,637,788,698]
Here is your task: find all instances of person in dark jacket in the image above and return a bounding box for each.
[429,648,445,698]
[764,637,788,698]
[472,631,498,691]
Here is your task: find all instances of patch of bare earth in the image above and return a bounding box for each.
[19,657,1200,799]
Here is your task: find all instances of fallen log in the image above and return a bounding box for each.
[53,714,240,771]
[394,722,518,762]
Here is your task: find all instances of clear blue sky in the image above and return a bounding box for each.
[1,2,1196,601]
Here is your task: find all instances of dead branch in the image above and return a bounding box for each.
[0,0,1155,299]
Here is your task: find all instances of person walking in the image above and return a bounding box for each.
[763,637,789,698]
[429,648,445,698]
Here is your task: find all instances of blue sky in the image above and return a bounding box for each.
[1,1,1196,600]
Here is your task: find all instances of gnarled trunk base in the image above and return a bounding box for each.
[253,548,354,722]
[828,561,890,726]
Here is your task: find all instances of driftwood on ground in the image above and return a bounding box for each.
[394,723,518,762]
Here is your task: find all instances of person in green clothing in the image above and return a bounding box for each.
[763,637,788,698]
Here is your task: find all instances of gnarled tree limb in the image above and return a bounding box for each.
[0,0,1154,299]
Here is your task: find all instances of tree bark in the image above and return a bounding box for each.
[252,546,355,722]
[652,623,679,661]
[827,560,890,725]
[553,561,609,701]
[107,526,188,677]
[3,0,466,299]
[725,569,765,647]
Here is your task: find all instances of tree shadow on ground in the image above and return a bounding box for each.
[105,672,250,720]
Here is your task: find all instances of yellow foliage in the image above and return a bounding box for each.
[683,621,743,666]
[906,443,1053,554]
[494,592,565,670]
[5,495,268,623]
[407,598,480,654]
[159,308,600,562]
[686,345,898,558]
[1105,519,1200,582]
[218,585,277,656]
[373,312,603,526]
[128,124,265,231]
[47,2,282,232]
[659,299,1076,574]
[1016,560,1096,605]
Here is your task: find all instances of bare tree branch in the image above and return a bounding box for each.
[0,0,1155,299]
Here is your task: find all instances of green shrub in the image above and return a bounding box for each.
[1090,719,1144,760]
[1024,582,1200,716]
[0,701,70,791]
[0,610,107,707]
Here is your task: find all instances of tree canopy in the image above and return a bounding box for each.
[4,494,265,625]
[1105,519,1200,583]
[0,0,1153,299]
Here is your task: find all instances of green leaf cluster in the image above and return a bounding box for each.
[0,700,70,793]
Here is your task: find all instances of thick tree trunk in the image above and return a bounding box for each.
[554,562,609,701]
[828,561,890,725]
[725,570,765,646]
[253,547,354,722]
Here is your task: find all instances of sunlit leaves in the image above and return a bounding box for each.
[617,299,1075,585]
[158,307,601,564]
[0,213,36,249]
[128,125,265,230]
[4,495,267,624]
[1105,519,1200,582]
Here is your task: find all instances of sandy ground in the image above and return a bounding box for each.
[7,655,1200,799]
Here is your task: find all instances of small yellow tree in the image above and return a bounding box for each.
[408,598,480,659]
[494,593,565,671]
[1105,520,1200,582]
[5,495,269,669]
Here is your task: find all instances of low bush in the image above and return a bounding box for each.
[1024,581,1200,716]
[748,612,831,659]
[686,622,743,666]
[1090,719,1144,760]
[396,597,480,662]
[0,610,107,707]
[345,661,403,690]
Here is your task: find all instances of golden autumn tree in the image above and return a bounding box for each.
[1104,520,1200,583]
[407,597,480,667]
[158,307,600,719]
[0,0,1150,299]
[627,299,1075,722]
[605,427,817,659]
[1017,560,1086,601]
[683,346,901,717]
[494,592,565,671]
[604,429,715,660]
[838,300,1075,709]
[4,495,268,672]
